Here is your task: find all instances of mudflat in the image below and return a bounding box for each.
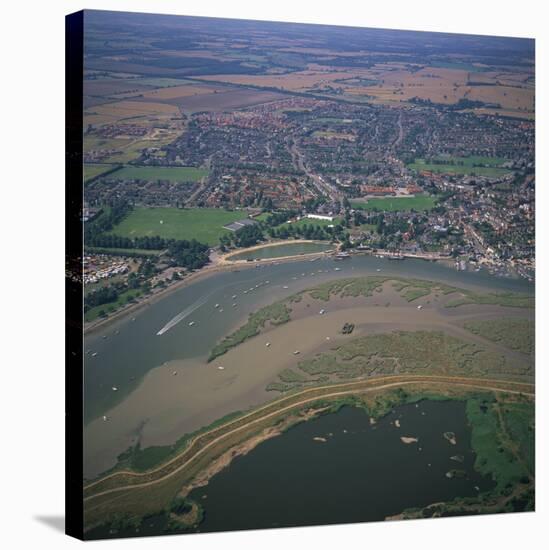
[84,281,532,479]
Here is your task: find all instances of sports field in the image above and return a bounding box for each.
[351,195,437,212]
[109,207,245,245]
[114,165,208,183]
[408,157,512,177]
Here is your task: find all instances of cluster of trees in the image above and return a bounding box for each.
[87,233,171,250]
[84,285,122,311]
[267,222,344,241]
[219,223,269,250]
[84,201,132,242]
[263,209,299,227]
[168,239,210,270]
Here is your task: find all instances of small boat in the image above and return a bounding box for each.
[319,309,326,315]
[112,386,118,392]
[266,342,271,347]
[283,285,289,289]
[334,267,341,271]
[215,303,220,308]
[102,335,107,339]
[232,295,237,299]
[293,350,300,355]
[232,303,237,307]
[376,268,381,272]
[243,290,248,294]
[417,305,423,310]
[91,352,98,357]
[219,308,224,312]
[102,416,108,422]
[188,321,196,326]
[172,371,177,376]
[217,366,225,370]
[131,317,136,322]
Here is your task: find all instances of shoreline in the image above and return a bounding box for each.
[84,240,335,335]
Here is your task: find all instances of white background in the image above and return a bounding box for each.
[0,0,546,548]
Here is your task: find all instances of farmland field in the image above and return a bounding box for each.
[113,165,208,183]
[351,196,437,212]
[108,207,245,245]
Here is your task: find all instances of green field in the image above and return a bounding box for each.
[408,157,511,177]
[109,207,245,246]
[281,217,340,229]
[114,166,208,183]
[351,195,437,212]
[84,163,119,182]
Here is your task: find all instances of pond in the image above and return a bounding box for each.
[188,399,494,533]
[227,241,334,261]
[87,399,494,539]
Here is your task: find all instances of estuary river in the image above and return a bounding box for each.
[84,254,532,423]
[83,254,533,478]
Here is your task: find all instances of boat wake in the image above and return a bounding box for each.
[156,294,210,336]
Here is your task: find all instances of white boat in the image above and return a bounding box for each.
[172,371,177,376]
[188,321,196,326]
[266,342,271,347]
[319,309,326,315]
[232,295,237,299]
[217,366,225,370]
[283,285,289,289]
[102,416,108,422]
[91,352,98,357]
[293,350,300,355]
[376,268,381,272]
[417,305,423,310]
[112,386,118,392]
[219,309,224,312]
[215,303,220,308]
[232,303,237,307]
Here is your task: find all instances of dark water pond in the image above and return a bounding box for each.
[87,399,494,539]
